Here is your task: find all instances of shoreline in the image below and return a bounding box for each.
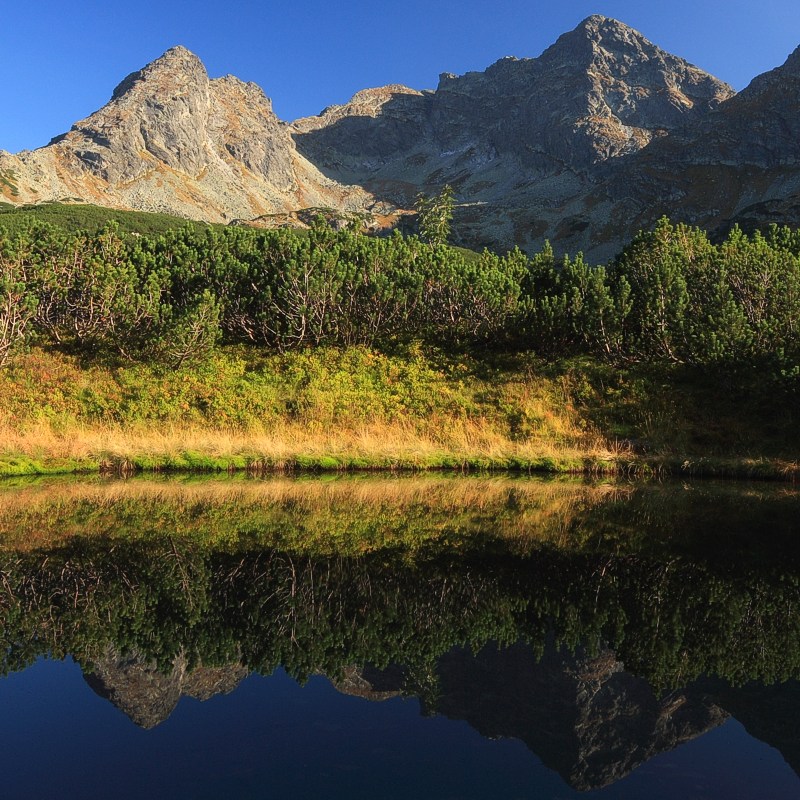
[1,450,797,482]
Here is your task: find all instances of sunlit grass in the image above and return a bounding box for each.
[0,417,627,474]
[1,347,796,480]
[0,346,629,476]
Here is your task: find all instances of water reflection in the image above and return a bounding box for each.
[0,474,798,795]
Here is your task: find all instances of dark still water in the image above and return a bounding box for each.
[0,474,798,799]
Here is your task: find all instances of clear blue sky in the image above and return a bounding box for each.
[2,0,799,153]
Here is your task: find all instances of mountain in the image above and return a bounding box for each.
[294,15,731,193]
[598,43,800,243]
[0,47,372,223]
[2,17,799,259]
[291,15,733,256]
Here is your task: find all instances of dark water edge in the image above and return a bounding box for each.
[0,474,799,798]
[0,658,797,800]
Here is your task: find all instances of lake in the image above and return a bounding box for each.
[0,474,798,798]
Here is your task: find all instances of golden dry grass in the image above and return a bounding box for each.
[0,471,626,511]
[0,415,625,472]
[0,345,633,476]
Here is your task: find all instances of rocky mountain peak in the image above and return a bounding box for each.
[53,45,213,185]
[574,14,639,38]
[540,15,646,63]
[110,45,207,101]
[542,13,733,99]
[526,14,734,166]
[17,43,317,219]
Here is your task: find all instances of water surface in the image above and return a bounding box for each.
[0,474,798,798]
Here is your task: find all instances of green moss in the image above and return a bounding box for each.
[0,456,97,476]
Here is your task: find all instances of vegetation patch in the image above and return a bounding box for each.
[1,478,798,688]
[0,201,217,235]
[0,212,797,475]
[0,170,19,198]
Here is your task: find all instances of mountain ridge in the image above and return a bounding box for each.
[2,16,798,260]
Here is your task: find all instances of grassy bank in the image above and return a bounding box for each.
[0,346,619,476]
[1,345,797,479]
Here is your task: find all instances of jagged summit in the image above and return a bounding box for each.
[542,14,646,57]
[111,45,205,101]
[2,42,360,224]
[540,13,734,100]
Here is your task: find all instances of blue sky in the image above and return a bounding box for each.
[2,0,799,153]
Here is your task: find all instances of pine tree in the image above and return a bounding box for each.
[415,185,454,245]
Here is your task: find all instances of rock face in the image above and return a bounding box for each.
[294,16,730,183]
[291,16,734,256]
[598,43,800,244]
[3,17,800,259]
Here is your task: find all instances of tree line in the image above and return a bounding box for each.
[1,216,798,379]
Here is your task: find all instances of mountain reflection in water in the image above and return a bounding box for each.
[0,474,798,797]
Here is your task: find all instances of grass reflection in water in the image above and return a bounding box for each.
[0,474,798,694]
